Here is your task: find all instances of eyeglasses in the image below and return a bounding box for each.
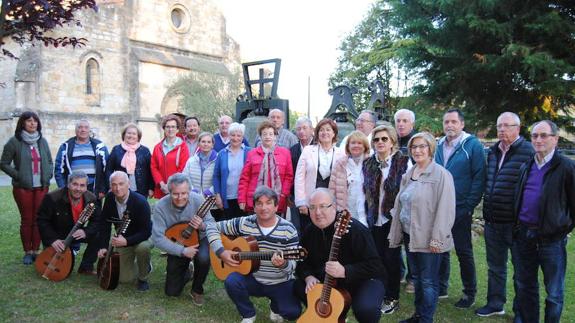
[356,118,374,124]
[308,203,333,212]
[410,144,429,151]
[372,136,390,143]
[496,124,518,130]
[531,133,555,140]
[165,125,178,129]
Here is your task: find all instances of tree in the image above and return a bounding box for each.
[386,0,575,134]
[170,71,242,132]
[0,0,97,58]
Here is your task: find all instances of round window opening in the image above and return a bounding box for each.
[169,5,190,33]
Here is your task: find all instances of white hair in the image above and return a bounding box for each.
[269,109,285,117]
[228,122,245,135]
[109,170,129,184]
[75,119,90,129]
[295,116,313,128]
[219,115,233,123]
[394,109,415,123]
[497,112,521,127]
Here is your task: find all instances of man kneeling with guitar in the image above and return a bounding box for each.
[97,171,152,291]
[295,188,385,323]
[206,185,301,323]
[151,173,215,305]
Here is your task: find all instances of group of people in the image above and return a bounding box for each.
[1,107,574,323]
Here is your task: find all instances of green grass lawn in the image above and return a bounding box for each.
[0,186,573,322]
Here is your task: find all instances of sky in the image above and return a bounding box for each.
[214,0,375,122]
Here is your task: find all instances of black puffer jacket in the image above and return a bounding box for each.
[483,137,534,223]
[514,151,575,241]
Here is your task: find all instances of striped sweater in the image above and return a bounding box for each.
[206,214,299,285]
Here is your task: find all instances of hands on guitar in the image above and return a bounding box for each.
[304,275,320,293]
[71,229,86,240]
[51,239,66,253]
[220,250,240,267]
[270,252,286,268]
[111,235,127,248]
[182,244,200,259]
[189,215,204,230]
[325,260,346,278]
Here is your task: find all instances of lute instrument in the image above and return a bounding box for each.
[97,212,131,290]
[34,203,96,282]
[165,196,216,247]
[298,210,352,323]
[210,234,308,281]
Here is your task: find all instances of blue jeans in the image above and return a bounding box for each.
[512,224,567,323]
[224,273,301,320]
[439,212,477,297]
[484,221,515,310]
[408,249,442,323]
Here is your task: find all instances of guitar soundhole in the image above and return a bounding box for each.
[315,300,332,318]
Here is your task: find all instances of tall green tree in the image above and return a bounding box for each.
[386,0,575,133]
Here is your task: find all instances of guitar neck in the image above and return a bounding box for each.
[62,221,85,248]
[182,197,215,235]
[320,235,342,302]
[234,251,278,261]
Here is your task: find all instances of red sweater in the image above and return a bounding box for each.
[150,139,190,199]
[238,146,293,213]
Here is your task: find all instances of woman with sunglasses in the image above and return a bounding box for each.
[363,124,411,315]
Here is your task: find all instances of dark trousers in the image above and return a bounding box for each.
[372,223,401,300]
[223,199,246,220]
[294,278,384,323]
[13,187,48,252]
[484,221,515,310]
[70,234,101,270]
[225,273,301,320]
[439,212,477,297]
[289,206,311,237]
[164,237,210,296]
[512,224,566,323]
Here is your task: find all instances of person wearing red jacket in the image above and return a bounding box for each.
[238,121,293,215]
[150,114,190,199]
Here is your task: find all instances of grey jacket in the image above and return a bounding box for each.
[388,161,456,253]
[151,192,215,256]
[1,136,53,188]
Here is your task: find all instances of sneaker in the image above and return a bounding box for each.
[438,293,449,299]
[23,254,35,265]
[137,279,149,291]
[190,291,204,306]
[454,295,475,309]
[405,281,415,294]
[269,309,284,323]
[475,305,505,317]
[160,251,168,257]
[381,299,399,314]
[399,314,421,323]
[240,316,256,323]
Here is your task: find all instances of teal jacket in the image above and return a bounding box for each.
[1,136,53,188]
[435,132,486,217]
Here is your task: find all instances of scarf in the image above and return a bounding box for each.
[22,131,41,174]
[21,131,40,145]
[257,146,282,197]
[120,142,141,175]
[197,150,217,172]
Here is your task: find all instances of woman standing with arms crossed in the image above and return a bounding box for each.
[1,112,53,264]
[389,132,456,323]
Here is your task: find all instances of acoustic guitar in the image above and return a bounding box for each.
[34,203,96,282]
[97,212,131,290]
[210,234,308,281]
[165,196,216,247]
[298,210,352,323]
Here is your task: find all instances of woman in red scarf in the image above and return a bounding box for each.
[105,123,154,197]
[1,111,53,265]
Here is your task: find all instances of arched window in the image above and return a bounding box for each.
[86,58,100,95]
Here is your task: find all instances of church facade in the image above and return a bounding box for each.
[0,0,241,154]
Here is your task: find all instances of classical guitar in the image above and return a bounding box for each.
[35,203,96,282]
[97,212,131,290]
[210,234,308,281]
[165,196,216,247]
[298,210,353,323]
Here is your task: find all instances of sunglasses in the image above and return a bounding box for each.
[373,136,390,143]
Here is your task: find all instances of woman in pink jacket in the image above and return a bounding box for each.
[238,121,293,214]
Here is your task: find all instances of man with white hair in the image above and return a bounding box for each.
[255,109,298,148]
[214,115,249,152]
[475,112,534,317]
[54,119,109,199]
[98,171,153,291]
[394,109,416,155]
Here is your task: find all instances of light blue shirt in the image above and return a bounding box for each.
[225,145,246,199]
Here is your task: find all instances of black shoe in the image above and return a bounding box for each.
[475,305,505,317]
[23,254,35,265]
[77,267,97,276]
[454,295,475,309]
[137,279,149,291]
[399,314,420,323]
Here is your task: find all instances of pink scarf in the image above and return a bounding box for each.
[120,142,141,175]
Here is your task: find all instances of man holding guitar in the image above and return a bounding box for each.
[295,188,385,323]
[206,186,301,323]
[97,171,152,291]
[37,171,102,275]
[151,173,214,305]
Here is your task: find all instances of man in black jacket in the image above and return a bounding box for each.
[98,171,152,291]
[512,120,575,323]
[289,116,314,235]
[37,170,102,275]
[476,112,534,317]
[294,188,385,323]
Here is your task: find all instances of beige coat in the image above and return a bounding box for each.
[388,161,456,253]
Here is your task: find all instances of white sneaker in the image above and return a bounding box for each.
[269,309,284,323]
[240,316,256,323]
[381,299,399,314]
